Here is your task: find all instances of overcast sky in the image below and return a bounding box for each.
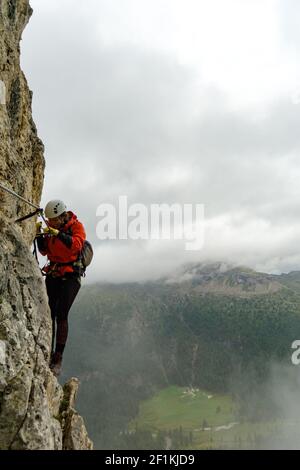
[21,0,300,282]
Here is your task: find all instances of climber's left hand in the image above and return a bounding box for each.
[43,227,59,236]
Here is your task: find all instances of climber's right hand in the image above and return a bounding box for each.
[36,221,43,235]
[43,226,59,237]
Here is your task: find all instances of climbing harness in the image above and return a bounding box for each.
[33,237,39,263]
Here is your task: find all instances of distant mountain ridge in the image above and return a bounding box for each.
[160,261,285,297]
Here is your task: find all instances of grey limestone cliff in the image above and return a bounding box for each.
[0,0,92,450]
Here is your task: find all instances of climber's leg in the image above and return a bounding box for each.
[51,276,81,376]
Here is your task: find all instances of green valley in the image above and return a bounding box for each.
[127,385,289,450]
[62,263,300,449]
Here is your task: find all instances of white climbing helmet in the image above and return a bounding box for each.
[44,199,67,218]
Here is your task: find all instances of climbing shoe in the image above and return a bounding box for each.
[50,352,63,377]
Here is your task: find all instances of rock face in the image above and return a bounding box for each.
[0,0,44,244]
[0,0,92,450]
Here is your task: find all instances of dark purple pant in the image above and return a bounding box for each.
[45,275,81,355]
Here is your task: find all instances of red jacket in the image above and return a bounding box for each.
[38,211,86,277]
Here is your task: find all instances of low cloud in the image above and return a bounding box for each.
[21,0,300,282]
